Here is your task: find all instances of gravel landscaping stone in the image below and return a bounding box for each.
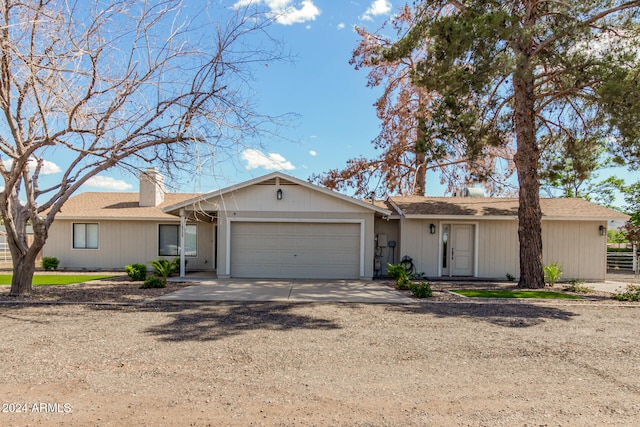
[1,276,639,426]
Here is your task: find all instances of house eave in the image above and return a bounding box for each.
[55,216,180,222]
[403,214,625,221]
[403,214,518,220]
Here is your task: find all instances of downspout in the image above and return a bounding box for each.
[179,208,186,278]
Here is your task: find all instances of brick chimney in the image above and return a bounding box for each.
[139,167,165,207]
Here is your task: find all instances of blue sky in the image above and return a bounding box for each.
[31,0,636,206]
[50,0,411,196]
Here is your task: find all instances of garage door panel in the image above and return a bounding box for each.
[230,222,360,279]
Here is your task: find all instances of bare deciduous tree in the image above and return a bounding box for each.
[0,0,285,295]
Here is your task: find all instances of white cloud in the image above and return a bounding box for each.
[84,176,133,191]
[235,0,321,25]
[34,159,61,175]
[241,149,295,171]
[309,150,317,156]
[575,30,640,64]
[360,0,392,21]
[3,158,61,175]
[337,22,345,30]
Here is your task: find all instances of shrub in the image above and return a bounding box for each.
[387,262,408,281]
[41,257,59,271]
[395,276,412,291]
[563,279,593,294]
[506,273,515,282]
[140,276,165,289]
[543,262,563,286]
[125,263,147,281]
[410,281,433,298]
[151,259,178,284]
[614,284,640,302]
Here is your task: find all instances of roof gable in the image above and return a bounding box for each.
[163,172,391,215]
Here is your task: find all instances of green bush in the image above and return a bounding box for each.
[151,259,178,284]
[125,263,147,281]
[410,281,433,298]
[387,262,409,281]
[140,276,165,289]
[395,276,412,290]
[563,279,592,294]
[506,273,515,282]
[41,257,59,271]
[543,262,563,286]
[614,284,640,302]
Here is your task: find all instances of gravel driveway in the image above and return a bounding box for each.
[1,299,639,426]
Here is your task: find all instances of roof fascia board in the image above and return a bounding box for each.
[386,199,404,216]
[542,216,629,221]
[403,214,626,221]
[403,214,517,220]
[55,216,180,222]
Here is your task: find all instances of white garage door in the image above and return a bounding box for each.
[230,222,360,279]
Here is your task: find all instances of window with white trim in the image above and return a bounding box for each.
[159,224,197,257]
[73,223,99,249]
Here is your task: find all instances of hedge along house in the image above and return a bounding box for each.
[381,195,630,281]
[44,169,627,282]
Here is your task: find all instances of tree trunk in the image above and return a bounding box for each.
[3,200,48,297]
[513,69,545,289]
[414,117,427,196]
[9,246,40,296]
[414,150,426,196]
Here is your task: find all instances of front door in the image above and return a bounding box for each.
[451,224,474,276]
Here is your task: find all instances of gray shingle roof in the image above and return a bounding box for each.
[55,192,199,220]
[388,196,629,220]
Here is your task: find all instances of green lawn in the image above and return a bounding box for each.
[0,275,116,286]
[452,289,584,299]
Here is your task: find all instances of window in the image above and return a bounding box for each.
[73,223,99,249]
[159,224,197,257]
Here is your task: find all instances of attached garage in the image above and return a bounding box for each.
[162,172,389,280]
[230,221,361,279]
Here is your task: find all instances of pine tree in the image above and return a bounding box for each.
[382,1,640,288]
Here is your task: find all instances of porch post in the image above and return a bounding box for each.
[179,208,186,278]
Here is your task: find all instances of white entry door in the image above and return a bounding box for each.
[451,224,474,276]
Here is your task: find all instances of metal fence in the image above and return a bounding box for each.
[0,242,10,262]
[607,251,637,271]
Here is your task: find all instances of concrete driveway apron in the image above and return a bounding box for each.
[157,279,414,303]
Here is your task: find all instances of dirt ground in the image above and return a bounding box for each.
[1,278,640,426]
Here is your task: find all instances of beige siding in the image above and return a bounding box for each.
[194,184,371,214]
[398,219,440,276]
[44,219,215,271]
[397,218,607,280]
[373,218,400,275]
[542,220,607,281]
[477,220,519,278]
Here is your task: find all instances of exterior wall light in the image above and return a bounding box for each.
[599,225,606,236]
[276,188,283,200]
[430,223,436,234]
